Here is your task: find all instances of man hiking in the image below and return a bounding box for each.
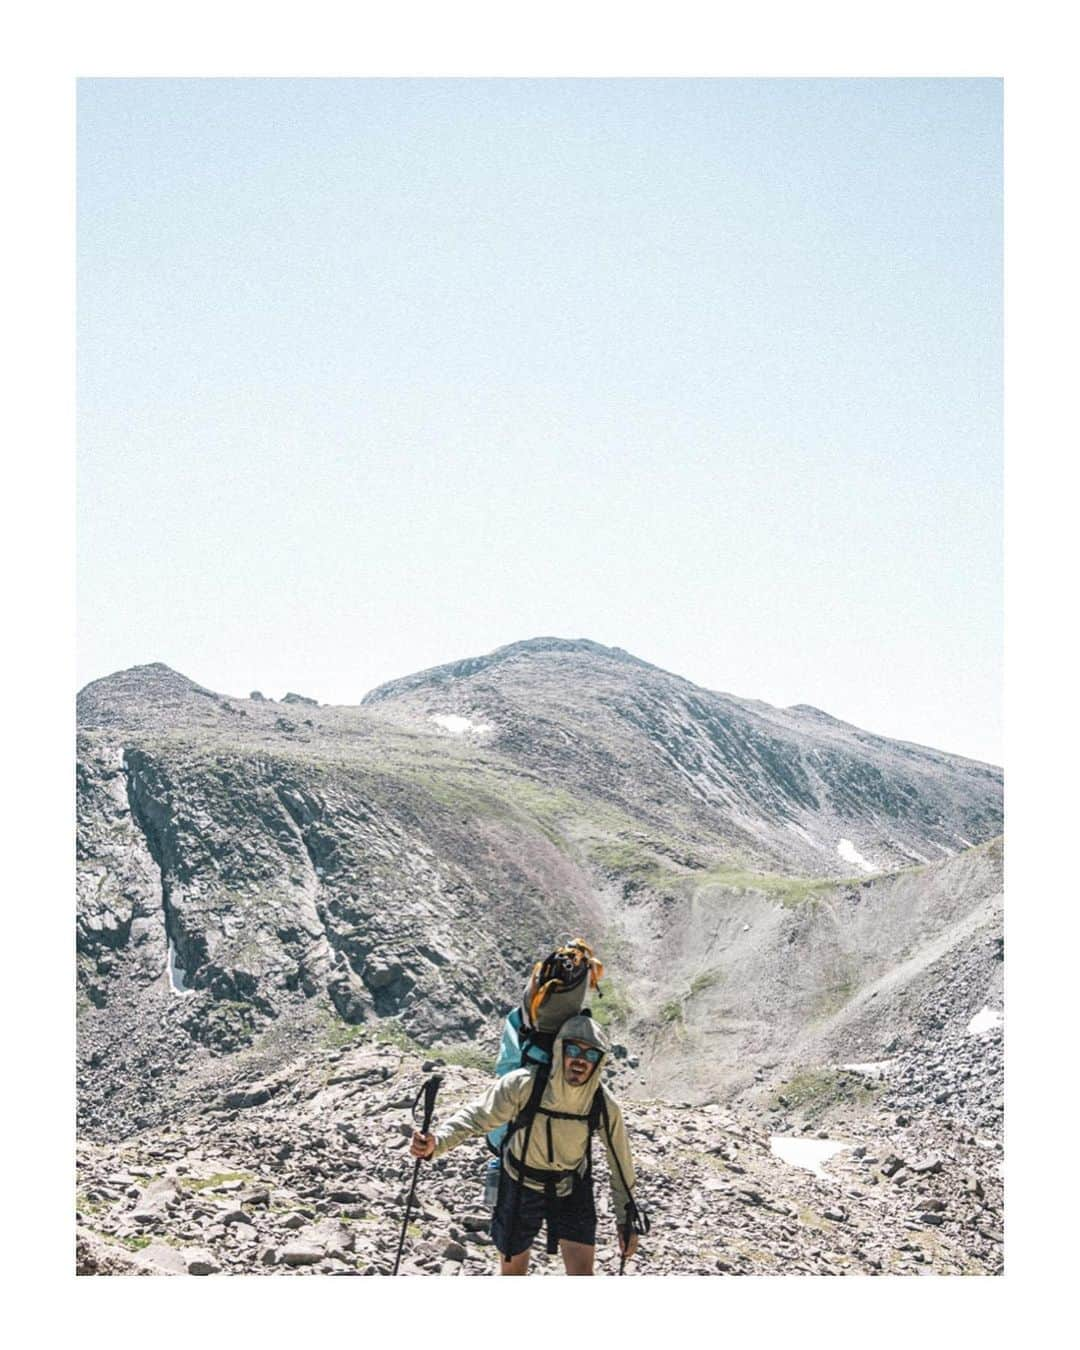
[410,1012,642,1275]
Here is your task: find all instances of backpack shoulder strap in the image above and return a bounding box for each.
[518,1028,555,1067]
[505,1062,549,1148]
[591,1085,608,1134]
[593,1088,651,1236]
[581,1084,604,1182]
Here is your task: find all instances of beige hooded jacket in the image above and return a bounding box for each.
[431,1014,637,1225]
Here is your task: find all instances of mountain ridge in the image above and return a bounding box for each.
[79,637,1000,769]
[78,635,1001,1096]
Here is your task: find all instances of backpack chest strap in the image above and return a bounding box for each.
[536,1101,600,1163]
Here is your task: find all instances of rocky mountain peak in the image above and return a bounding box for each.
[77,662,224,731]
[787,703,850,724]
[361,636,658,704]
[492,635,653,665]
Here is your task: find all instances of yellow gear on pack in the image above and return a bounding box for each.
[524,939,604,1033]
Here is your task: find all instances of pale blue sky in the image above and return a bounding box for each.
[78,78,1001,763]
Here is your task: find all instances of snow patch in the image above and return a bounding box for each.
[770,1135,853,1179]
[967,1006,1003,1036]
[839,1059,894,1079]
[837,838,877,873]
[429,714,494,737]
[167,940,193,996]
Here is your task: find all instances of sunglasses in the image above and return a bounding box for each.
[563,1041,602,1063]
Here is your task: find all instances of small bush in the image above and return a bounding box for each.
[373,1018,495,1072]
[592,977,631,1029]
[321,1016,367,1050]
[770,1068,881,1117]
[180,1170,255,1192]
[688,969,722,998]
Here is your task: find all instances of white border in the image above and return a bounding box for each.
[7,0,1074,1339]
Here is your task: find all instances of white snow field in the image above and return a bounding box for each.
[837,838,877,873]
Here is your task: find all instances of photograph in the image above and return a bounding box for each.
[75,76,1003,1277]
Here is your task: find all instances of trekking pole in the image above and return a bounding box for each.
[392,1074,442,1276]
[617,1199,650,1275]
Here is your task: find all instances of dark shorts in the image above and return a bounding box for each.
[491,1170,597,1258]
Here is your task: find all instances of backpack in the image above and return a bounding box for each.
[486,939,604,1154]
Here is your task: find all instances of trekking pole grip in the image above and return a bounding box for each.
[420,1074,442,1136]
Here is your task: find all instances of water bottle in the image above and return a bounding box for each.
[483,1157,501,1209]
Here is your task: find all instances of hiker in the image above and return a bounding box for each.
[410,1013,641,1275]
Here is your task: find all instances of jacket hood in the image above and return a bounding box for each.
[555,1013,611,1056]
[548,1014,610,1108]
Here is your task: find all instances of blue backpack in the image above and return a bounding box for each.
[485,1008,558,1153]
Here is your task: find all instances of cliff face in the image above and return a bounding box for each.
[76,640,1002,1138]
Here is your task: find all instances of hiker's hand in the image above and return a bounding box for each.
[410,1130,436,1160]
[618,1229,639,1260]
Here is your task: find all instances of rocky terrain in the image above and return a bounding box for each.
[76,637,1003,1274]
[76,1016,1003,1276]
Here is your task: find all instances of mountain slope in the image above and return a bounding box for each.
[76,638,1002,1140]
[363,636,1000,874]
